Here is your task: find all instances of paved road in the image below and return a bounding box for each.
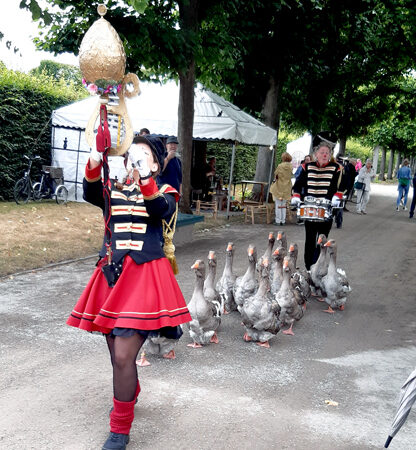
[1,184,416,449]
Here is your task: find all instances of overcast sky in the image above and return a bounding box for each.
[0,0,78,72]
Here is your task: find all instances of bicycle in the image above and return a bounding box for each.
[13,155,69,205]
[13,155,41,204]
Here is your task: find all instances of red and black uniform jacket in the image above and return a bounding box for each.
[83,162,178,265]
[292,160,345,201]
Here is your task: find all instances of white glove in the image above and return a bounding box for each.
[128,147,152,179]
[331,196,341,207]
[291,197,301,207]
[90,146,102,163]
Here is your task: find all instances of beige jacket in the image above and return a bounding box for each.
[269,161,293,201]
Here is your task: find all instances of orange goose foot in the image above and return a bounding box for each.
[210,332,219,344]
[187,342,203,348]
[323,306,335,314]
[163,350,176,359]
[282,324,295,336]
[243,332,252,342]
[136,352,151,367]
[256,341,270,348]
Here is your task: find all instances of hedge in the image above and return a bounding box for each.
[0,65,86,200]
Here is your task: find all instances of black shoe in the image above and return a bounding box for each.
[102,432,130,450]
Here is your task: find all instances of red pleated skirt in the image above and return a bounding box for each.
[67,256,191,334]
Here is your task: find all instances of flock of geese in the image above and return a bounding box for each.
[137,232,352,365]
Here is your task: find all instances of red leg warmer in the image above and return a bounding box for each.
[110,398,135,434]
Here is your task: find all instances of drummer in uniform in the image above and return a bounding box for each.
[291,132,346,270]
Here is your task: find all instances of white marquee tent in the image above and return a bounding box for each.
[51,80,277,201]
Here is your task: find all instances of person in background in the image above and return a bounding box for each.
[294,154,312,179]
[408,172,416,219]
[157,136,182,194]
[355,158,362,172]
[342,157,358,211]
[202,157,216,201]
[294,154,312,225]
[291,132,345,270]
[270,152,293,226]
[139,128,150,135]
[396,158,412,211]
[356,158,375,215]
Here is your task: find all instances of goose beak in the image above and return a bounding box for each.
[248,247,254,256]
[277,232,282,239]
[324,241,331,247]
[317,237,322,244]
[263,258,269,267]
[226,243,233,251]
[273,248,280,255]
[283,259,289,269]
[208,251,215,259]
[289,244,295,252]
[191,261,199,269]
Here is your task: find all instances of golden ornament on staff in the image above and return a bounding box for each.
[79,4,140,156]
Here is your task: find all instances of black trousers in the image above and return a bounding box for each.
[410,187,416,218]
[304,220,333,270]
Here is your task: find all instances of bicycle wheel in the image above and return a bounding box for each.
[55,185,68,204]
[32,182,42,201]
[14,178,30,204]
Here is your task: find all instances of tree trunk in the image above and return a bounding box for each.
[252,76,280,199]
[372,145,380,173]
[177,0,199,213]
[378,146,386,182]
[387,149,394,180]
[395,153,402,177]
[338,136,346,157]
[178,62,195,213]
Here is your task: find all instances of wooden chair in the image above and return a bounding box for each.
[244,203,274,224]
[195,199,218,219]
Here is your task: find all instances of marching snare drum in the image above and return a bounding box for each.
[297,196,332,222]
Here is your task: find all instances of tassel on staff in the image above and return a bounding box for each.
[162,203,179,275]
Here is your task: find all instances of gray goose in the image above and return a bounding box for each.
[321,239,351,313]
[216,242,237,313]
[310,234,329,299]
[187,260,221,347]
[275,256,304,336]
[287,242,312,309]
[271,246,287,296]
[240,257,281,347]
[204,250,223,328]
[234,245,259,313]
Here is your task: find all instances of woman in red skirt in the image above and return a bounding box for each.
[67,135,191,450]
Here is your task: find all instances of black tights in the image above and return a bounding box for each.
[106,334,145,402]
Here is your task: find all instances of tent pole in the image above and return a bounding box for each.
[265,145,275,204]
[226,142,236,220]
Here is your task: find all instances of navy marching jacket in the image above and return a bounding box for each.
[292,160,345,200]
[83,162,178,265]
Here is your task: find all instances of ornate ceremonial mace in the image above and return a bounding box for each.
[79,4,140,266]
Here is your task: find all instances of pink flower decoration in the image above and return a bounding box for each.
[87,83,98,94]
